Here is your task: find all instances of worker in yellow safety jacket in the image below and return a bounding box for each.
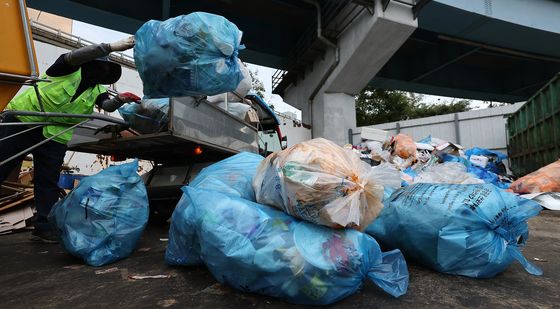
[0,37,140,243]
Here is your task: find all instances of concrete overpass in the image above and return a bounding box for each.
[27,0,560,144]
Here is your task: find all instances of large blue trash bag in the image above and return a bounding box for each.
[49,161,149,266]
[367,183,543,278]
[465,147,507,174]
[134,12,244,98]
[118,98,170,134]
[165,152,264,266]
[171,186,408,304]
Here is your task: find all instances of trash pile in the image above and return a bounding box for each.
[49,161,149,266]
[134,12,244,98]
[166,152,408,305]
[161,137,547,303]
[355,129,513,188]
[45,134,553,303]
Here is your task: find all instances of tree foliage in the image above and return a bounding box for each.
[249,69,266,98]
[356,86,471,126]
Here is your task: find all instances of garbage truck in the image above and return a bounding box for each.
[68,93,286,220]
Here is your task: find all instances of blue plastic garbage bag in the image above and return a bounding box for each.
[134,12,244,98]
[49,161,149,266]
[166,152,263,266]
[467,166,510,189]
[118,98,170,134]
[440,153,469,166]
[465,147,507,174]
[367,183,543,278]
[169,186,409,304]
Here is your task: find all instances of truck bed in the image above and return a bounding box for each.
[68,96,259,162]
[0,211,558,308]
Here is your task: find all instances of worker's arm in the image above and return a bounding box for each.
[46,37,135,77]
[95,92,141,112]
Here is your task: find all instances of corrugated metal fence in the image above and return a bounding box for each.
[351,103,524,154]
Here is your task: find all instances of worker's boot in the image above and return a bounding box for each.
[30,229,59,244]
[29,216,59,244]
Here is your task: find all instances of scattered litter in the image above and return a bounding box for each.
[137,247,151,252]
[157,299,178,308]
[38,251,48,254]
[159,238,168,242]
[63,264,84,270]
[128,274,172,280]
[119,268,129,280]
[533,258,548,262]
[95,267,120,275]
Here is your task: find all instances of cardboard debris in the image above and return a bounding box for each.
[435,142,463,155]
[0,206,34,234]
[361,127,389,142]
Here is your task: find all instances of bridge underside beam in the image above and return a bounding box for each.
[371,29,560,102]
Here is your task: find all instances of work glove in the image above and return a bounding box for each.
[117,92,141,103]
[109,36,135,52]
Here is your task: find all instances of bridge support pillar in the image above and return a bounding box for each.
[283,0,416,145]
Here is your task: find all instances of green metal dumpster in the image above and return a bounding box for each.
[507,73,560,177]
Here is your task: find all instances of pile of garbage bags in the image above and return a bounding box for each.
[253,138,401,231]
[166,152,409,304]
[134,12,244,98]
[49,161,149,266]
[118,98,170,134]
